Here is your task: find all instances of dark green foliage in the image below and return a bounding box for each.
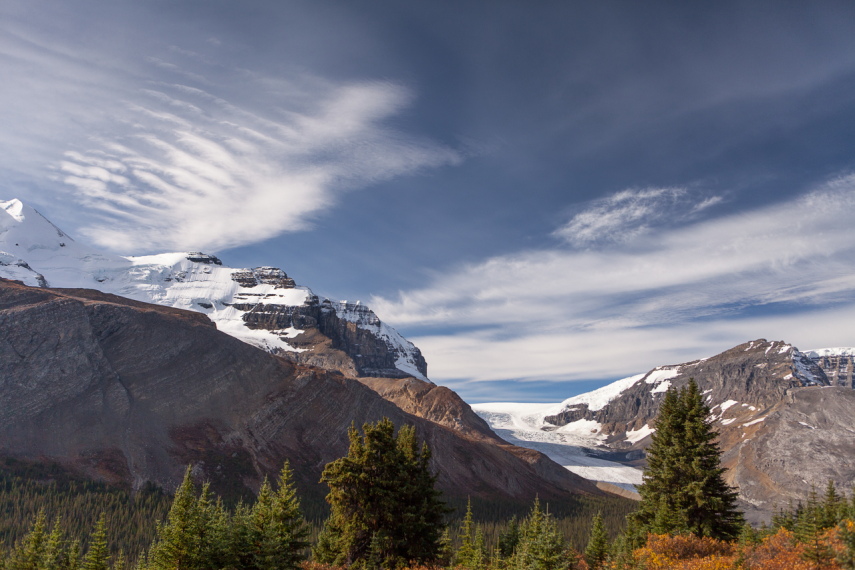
[0,458,172,560]
[626,379,744,544]
[583,513,609,570]
[245,463,310,570]
[771,482,848,569]
[143,463,310,570]
[498,516,520,559]
[505,498,570,570]
[315,418,448,569]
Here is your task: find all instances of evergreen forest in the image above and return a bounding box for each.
[4,393,855,570]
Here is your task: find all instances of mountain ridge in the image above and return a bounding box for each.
[0,198,426,381]
[474,339,855,522]
[0,277,604,504]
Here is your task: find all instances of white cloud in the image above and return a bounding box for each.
[55,77,459,253]
[552,186,722,247]
[0,16,460,253]
[375,175,855,385]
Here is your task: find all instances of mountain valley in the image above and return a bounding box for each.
[3,196,855,525]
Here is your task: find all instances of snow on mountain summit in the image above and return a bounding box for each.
[0,198,428,381]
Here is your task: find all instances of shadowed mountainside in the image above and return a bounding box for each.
[0,278,603,508]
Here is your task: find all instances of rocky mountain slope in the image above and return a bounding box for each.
[0,198,425,380]
[475,340,855,522]
[0,277,602,504]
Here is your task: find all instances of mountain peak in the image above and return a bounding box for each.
[1,198,25,222]
[0,199,428,381]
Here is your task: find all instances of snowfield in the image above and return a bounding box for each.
[472,376,648,492]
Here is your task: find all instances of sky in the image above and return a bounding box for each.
[3,1,855,402]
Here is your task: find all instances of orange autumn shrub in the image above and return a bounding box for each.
[631,534,736,570]
[741,527,842,570]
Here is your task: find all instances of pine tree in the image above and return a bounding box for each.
[837,520,855,570]
[246,463,309,570]
[510,498,567,570]
[455,499,486,570]
[796,488,834,570]
[821,480,844,529]
[626,379,743,544]
[314,418,448,568]
[498,516,520,559]
[112,551,126,570]
[42,517,67,570]
[81,514,109,570]
[583,513,609,570]
[147,467,203,570]
[9,509,48,570]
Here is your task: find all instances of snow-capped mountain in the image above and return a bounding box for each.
[475,340,855,521]
[0,198,427,380]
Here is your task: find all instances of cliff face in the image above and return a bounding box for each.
[0,278,600,502]
[237,292,428,379]
[804,349,855,388]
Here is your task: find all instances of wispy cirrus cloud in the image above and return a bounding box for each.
[374,175,855,389]
[553,186,722,247]
[0,10,461,253]
[57,77,460,253]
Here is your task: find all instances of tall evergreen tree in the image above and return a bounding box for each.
[8,509,48,570]
[81,515,109,570]
[246,464,309,570]
[455,500,485,570]
[146,467,203,570]
[510,498,567,570]
[314,418,447,569]
[498,516,520,560]
[583,513,609,570]
[626,379,743,544]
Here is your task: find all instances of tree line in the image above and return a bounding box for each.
[5,380,855,569]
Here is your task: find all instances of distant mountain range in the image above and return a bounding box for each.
[474,340,855,522]
[4,197,854,522]
[0,198,603,506]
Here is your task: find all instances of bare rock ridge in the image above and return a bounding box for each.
[0,278,602,503]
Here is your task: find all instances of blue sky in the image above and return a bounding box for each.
[3,1,855,402]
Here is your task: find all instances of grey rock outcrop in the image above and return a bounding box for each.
[232,290,428,379]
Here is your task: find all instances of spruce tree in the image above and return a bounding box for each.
[583,513,609,570]
[82,514,109,570]
[510,498,566,570]
[838,520,855,570]
[315,418,447,568]
[147,467,203,570]
[455,500,485,570]
[9,509,48,570]
[246,464,309,570]
[498,516,520,559]
[626,379,743,544]
[43,517,66,570]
